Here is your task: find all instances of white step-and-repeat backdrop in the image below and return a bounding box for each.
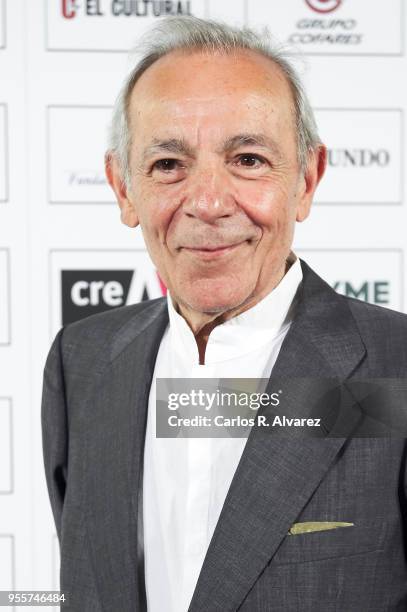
[0,0,406,606]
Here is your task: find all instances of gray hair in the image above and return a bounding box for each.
[108,16,321,187]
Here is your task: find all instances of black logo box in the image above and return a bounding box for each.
[49,249,152,338]
[61,269,135,325]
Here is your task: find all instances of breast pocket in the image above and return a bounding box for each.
[271,518,388,565]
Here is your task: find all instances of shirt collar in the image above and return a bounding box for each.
[166,254,303,365]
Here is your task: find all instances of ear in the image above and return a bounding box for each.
[296,144,327,222]
[105,152,139,228]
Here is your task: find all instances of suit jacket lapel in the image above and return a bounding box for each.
[84,299,168,612]
[189,260,367,612]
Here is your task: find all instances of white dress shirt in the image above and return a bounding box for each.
[143,256,303,611]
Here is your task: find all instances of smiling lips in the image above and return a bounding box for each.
[181,240,247,260]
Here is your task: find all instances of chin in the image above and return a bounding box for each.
[181,285,252,315]
[171,272,256,315]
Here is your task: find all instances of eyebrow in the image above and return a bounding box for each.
[142,138,194,164]
[141,132,282,163]
[219,133,282,156]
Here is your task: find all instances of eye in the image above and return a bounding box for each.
[150,158,187,183]
[152,158,182,173]
[234,154,268,169]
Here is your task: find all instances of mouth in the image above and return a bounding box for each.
[180,241,248,260]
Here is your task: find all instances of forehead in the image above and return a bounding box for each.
[127,48,296,144]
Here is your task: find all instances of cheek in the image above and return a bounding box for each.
[237,181,295,229]
[136,186,179,244]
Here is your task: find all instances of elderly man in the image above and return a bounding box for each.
[42,16,407,612]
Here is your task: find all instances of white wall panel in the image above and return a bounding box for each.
[247,0,404,56]
[47,105,113,204]
[46,0,207,52]
[0,398,12,493]
[297,249,404,311]
[0,535,14,612]
[0,0,6,50]
[0,104,8,202]
[0,250,10,345]
[314,109,403,205]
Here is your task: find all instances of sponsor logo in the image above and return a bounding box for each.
[48,106,112,204]
[111,0,191,17]
[62,269,166,325]
[333,281,390,304]
[297,250,403,312]
[327,149,390,168]
[61,0,77,19]
[314,109,402,205]
[50,251,167,331]
[247,0,403,56]
[67,171,107,187]
[290,16,362,47]
[61,0,192,19]
[305,0,342,14]
[48,0,205,51]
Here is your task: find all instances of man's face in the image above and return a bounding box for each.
[110,49,323,318]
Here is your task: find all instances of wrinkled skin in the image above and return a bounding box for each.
[106,48,326,357]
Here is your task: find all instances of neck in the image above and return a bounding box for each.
[173,258,292,364]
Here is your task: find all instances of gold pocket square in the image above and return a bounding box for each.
[288,521,354,535]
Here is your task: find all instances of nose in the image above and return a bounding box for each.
[182,167,237,223]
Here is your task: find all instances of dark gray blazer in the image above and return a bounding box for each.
[42,260,407,611]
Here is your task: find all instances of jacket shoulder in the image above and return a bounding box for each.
[57,297,168,373]
[299,260,407,374]
[346,295,407,331]
[345,296,407,372]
